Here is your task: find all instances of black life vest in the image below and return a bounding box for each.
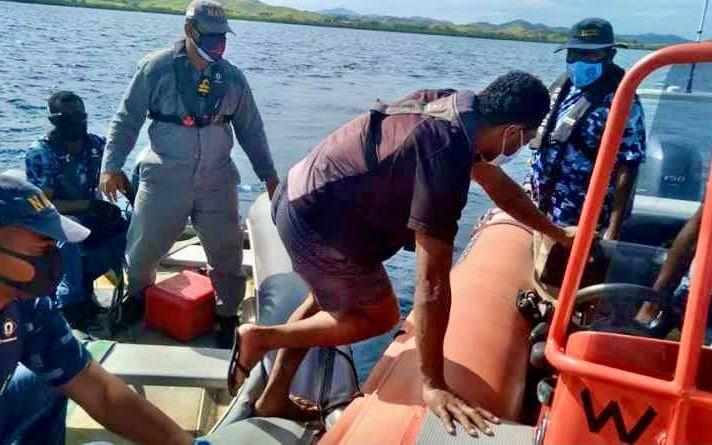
[149,42,234,128]
[531,65,625,216]
[363,91,475,170]
[529,64,625,154]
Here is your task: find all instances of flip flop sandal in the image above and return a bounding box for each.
[291,395,324,423]
[228,330,251,397]
[290,395,320,411]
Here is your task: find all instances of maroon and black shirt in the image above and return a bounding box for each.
[286,89,479,264]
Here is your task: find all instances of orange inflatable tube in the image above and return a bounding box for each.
[321,221,534,444]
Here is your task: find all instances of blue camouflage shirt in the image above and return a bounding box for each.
[528,88,647,228]
[25,134,105,201]
[0,297,91,399]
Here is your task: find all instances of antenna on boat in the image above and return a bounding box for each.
[685,0,710,92]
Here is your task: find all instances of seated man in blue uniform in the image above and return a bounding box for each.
[0,173,192,445]
[25,91,129,329]
[525,18,646,239]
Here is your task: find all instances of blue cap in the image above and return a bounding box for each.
[186,0,234,35]
[0,173,90,243]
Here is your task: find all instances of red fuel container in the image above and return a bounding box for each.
[145,271,215,341]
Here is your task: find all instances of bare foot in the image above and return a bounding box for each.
[255,394,321,422]
[228,323,267,395]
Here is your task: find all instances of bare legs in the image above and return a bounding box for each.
[256,294,320,420]
[234,291,400,419]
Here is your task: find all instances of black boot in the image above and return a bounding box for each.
[61,301,101,332]
[120,295,145,326]
[215,315,239,349]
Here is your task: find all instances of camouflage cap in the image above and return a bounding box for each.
[186,0,234,35]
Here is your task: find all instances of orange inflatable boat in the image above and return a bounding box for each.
[321,218,536,444]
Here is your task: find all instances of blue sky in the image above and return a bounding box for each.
[266,0,710,38]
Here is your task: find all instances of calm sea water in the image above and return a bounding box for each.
[0,1,654,379]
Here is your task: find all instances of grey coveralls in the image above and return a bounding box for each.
[102,40,277,317]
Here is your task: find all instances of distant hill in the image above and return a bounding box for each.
[319,7,358,17]
[11,0,686,49]
[464,20,689,46]
[363,14,455,27]
[471,19,568,34]
[620,33,690,45]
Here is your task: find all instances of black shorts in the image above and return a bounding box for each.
[271,184,394,312]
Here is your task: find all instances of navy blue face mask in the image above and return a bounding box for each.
[0,246,63,297]
[192,30,226,63]
[48,111,88,142]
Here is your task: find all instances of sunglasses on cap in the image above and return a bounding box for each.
[566,49,610,64]
[190,23,226,43]
[48,111,88,127]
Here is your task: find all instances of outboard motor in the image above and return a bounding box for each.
[621,135,704,246]
[636,135,704,201]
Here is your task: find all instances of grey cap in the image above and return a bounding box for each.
[186,0,234,35]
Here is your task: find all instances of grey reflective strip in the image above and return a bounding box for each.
[550,95,594,144]
[423,95,458,122]
[371,95,458,123]
[371,98,425,114]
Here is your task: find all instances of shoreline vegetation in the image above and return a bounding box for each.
[12,0,672,50]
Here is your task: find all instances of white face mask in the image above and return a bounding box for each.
[488,125,524,166]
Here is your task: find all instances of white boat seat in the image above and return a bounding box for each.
[86,341,230,389]
[162,244,255,273]
[205,417,320,445]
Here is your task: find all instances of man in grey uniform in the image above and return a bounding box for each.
[99,0,279,347]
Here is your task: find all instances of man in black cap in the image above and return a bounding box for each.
[100,0,279,347]
[526,18,647,240]
[0,173,193,444]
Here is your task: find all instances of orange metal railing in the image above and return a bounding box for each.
[545,42,712,443]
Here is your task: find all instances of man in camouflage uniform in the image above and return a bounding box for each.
[526,18,646,239]
[25,91,128,329]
